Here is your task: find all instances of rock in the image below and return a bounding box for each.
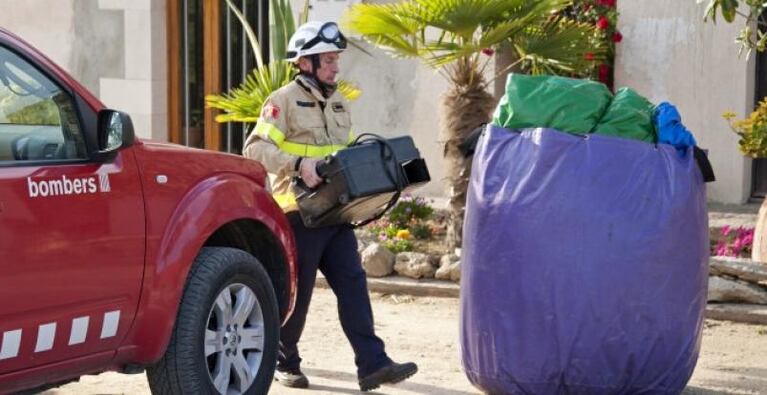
[709,257,767,284]
[394,252,436,279]
[357,240,369,255]
[435,254,461,282]
[361,243,395,277]
[705,303,767,325]
[355,229,377,248]
[708,276,767,304]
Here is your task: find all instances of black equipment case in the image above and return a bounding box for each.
[294,135,430,228]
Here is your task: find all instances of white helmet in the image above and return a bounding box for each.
[286,21,347,62]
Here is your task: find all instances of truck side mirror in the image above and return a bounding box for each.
[95,110,135,162]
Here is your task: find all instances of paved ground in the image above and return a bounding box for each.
[43,287,767,395]
[708,203,759,229]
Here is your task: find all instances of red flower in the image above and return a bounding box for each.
[481,48,495,56]
[612,31,623,43]
[597,0,616,7]
[596,16,610,30]
[598,64,610,82]
[585,52,595,61]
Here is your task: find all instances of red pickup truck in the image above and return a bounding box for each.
[0,29,297,394]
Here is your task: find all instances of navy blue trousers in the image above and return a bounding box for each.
[278,213,392,377]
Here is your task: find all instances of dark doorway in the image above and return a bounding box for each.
[753,20,767,198]
[167,0,268,153]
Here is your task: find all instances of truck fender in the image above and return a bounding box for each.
[119,173,296,364]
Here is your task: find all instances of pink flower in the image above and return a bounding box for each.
[714,242,729,257]
[736,226,752,238]
[721,225,731,236]
[612,31,623,43]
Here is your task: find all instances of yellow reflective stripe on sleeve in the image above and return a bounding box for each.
[255,119,285,145]
[255,118,349,158]
[347,130,355,145]
[279,141,347,158]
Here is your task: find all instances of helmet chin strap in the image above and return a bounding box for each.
[305,54,336,99]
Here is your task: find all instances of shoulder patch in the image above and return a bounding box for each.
[332,102,345,113]
[296,101,316,108]
[261,102,281,120]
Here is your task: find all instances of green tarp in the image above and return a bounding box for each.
[492,74,612,134]
[592,87,656,143]
[492,74,657,143]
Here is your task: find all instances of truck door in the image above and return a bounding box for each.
[0,44,145,374]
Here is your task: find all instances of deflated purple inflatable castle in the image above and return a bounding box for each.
[459,125,710,394]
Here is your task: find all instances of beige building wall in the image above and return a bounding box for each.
[0,0,167,142]
[98,0,168,142]
[615,1,754,204]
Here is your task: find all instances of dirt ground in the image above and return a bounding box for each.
[43,288,767,395]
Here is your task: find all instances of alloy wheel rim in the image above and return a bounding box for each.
[205,283,265,394]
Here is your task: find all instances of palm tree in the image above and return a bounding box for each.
[344,0,604,251]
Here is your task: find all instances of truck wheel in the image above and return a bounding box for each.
[147,247,279,395]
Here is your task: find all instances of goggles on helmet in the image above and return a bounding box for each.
[301,22,347,51]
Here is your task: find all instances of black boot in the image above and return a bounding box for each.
[274,367,309,388]
[358,361,418,392]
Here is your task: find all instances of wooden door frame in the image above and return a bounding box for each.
[754,39,767,198]
[167,0,221,151]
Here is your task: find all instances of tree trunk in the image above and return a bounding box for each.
[440,77,496,253]
[752,198,767,262]
[493,42,523,100]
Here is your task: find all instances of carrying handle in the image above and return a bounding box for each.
[293,158,336,198]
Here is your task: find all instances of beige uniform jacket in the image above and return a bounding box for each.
[243,75,353,211]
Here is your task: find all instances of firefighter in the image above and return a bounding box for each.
[242,21,418,392]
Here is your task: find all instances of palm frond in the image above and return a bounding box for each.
[270,0,290,61]
[224,0,264,68]
[344,0,594,79]
[298,0,310,24]
[411,0,561,40]
[207,61,295,123]
[337,80,362,101]
[343,3,421,38]
[512,17,604,76]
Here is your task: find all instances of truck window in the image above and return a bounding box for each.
[0,46,87,163]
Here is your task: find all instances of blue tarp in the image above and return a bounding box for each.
[654,102,698,156]
[460,125,709,395]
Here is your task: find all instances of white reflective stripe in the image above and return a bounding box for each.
[69,316,89,345]
[35,323,56,352]
[99,173,111,192]
[100,310,120,339]
[0,330,21,360]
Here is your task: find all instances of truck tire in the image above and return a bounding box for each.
[147,247,279,395]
